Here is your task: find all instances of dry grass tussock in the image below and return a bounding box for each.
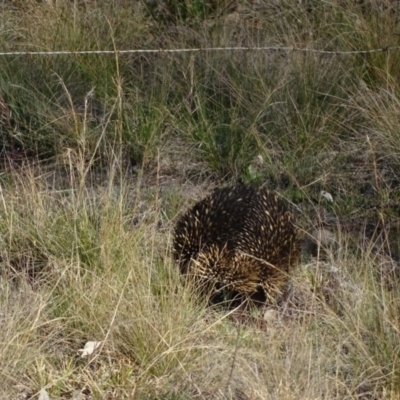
[0,165,398,399]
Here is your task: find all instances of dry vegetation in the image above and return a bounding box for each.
[1,0,400,398]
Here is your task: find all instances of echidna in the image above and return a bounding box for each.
[173,185,299,303]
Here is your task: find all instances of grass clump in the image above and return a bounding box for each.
[0,165,399,398]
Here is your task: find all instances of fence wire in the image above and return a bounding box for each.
[0,45,398,57]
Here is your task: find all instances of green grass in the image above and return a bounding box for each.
[1,0,400,398]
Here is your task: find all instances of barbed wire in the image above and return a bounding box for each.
[0,45,398,57]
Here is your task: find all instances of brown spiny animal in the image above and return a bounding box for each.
[173,185,299,303]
